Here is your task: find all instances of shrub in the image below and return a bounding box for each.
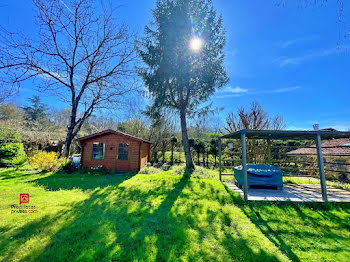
[0,128,26,169]
[169,165,186,175]
[80,166,116,175]
[60,160,76,174]
[191,166,217,179]
[167,165,218,179]
[156,151,186,163]
[0,142,27,169]
[29,151,66,171]
[0,127,21,143]
[161,163,171,171]
[138,166,163,174]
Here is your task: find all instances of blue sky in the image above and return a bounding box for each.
[1,0,349,130]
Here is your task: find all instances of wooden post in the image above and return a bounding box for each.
[315,133,328,202]
[267,138,272,164]
[241,131,248,201]
[219,137,222,181]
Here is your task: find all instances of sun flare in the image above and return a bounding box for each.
[189,37,203,52]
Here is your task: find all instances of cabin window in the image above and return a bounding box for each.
[118,143,128,160]
[92,142,105,159]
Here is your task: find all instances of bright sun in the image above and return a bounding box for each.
[189,38,203,52]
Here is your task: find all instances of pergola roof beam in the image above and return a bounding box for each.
[219,129,350,202]
[221,130,350,140]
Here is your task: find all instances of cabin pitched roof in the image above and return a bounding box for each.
[287,138,350,156]
[76,129,152,144]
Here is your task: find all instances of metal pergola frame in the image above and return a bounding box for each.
[218,130,350,202]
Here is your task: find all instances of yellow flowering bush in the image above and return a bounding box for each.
[29,151,66,172]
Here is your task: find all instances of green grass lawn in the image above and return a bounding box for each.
[283,176,350,191]
[0,167,349,261]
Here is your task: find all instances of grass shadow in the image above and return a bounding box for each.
[13,174,192,261]
[0,168,45,181]
[32,170,136,191]
[222,185,301,261]
[243,203,301,262]
[1,170,288,261]
[223,184,350,261]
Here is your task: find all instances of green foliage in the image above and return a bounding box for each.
[209,138,219,156]
[1,167,349,261]
[59,160,76,174]
[139,166,163,174]
[157,151,186,163]
[29,151,66,172]
[138,0,228,170]
[0,142,27,168]
[0,127,21,143]
[0,128,26,168]
[284,176,350,191]
[0,103,24,121]
[191,139,205,164]
[140,164,218,179]
[170,136,178,145]
[116,119,150,140]
[194,139,206,153]
[157,150,222,166]
[170,136,178,164]
[0,142,23,156]
[190,166,217,179]
[22,95,48,123]
[138,0,228,111]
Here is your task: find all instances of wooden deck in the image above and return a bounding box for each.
[225,182,350,202]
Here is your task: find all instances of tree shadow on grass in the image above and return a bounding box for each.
[10,175,192,261]
[0,170,135,261]
[2,173,286,261]
[223,185,300,261]
[292,202,350,230]
[224,184,350,262]
[244,205,301,262]
[32,170,136,191]
[0,168,46,181]
[0,211,71,262]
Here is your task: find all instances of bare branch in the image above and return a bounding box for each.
[0,0,138,156]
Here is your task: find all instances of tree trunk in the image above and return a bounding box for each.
[214,155,217,166]
[153,150,158,164]
[63,130,74,157]
[171,144,174,165]
[63,105,77,157]
[162,148,166,164]
[180,108,194,171]
[197,150,200,165]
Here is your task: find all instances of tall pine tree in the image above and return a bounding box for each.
[22,96,48,123]
[138,0,228,171]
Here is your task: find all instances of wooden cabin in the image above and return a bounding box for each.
[77,129,151,172]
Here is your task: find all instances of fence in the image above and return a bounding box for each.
[219,139,350,182]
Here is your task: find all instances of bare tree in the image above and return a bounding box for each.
[0,87,16,104]
[143,106,176,164]
[0,0,137,156]
[223,101,285,163]
[224,101,285,133]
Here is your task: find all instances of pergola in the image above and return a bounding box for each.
[218,130,350,202]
